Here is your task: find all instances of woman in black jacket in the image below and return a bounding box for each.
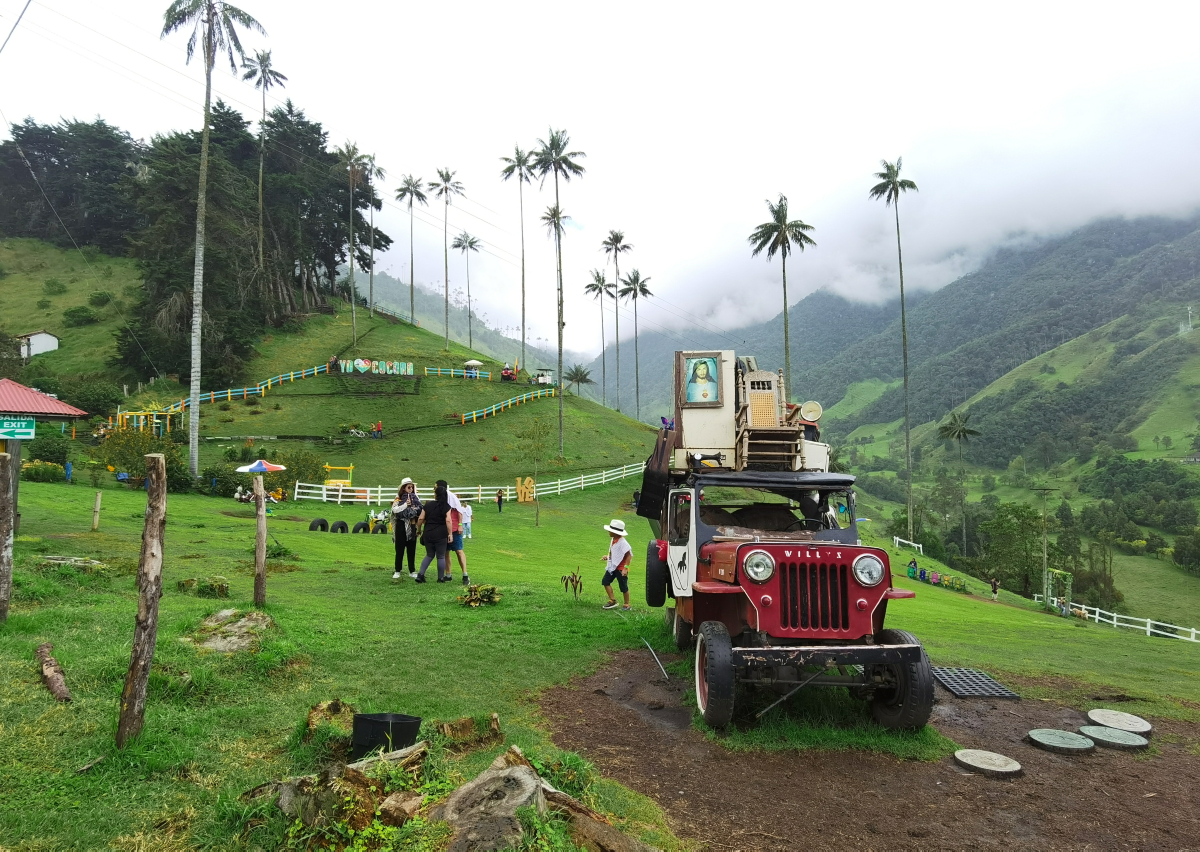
[415,482,453,583]
[391,478,422,580]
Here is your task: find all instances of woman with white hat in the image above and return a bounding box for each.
[391,478,422,580]
[600,519,633,611]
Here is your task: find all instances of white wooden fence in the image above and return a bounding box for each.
[893,536,924,555]
[1034,595,1199,642]
[291,462,646,506]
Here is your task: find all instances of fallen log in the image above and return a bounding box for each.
[36,642,72,702]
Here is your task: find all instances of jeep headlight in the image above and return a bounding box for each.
[852,554,885,587]
[742,550,775,583]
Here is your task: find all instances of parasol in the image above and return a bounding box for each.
[235,460,287,473]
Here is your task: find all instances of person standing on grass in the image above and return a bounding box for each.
[990,577,1000,602]
[496,489,504,513]
[376,419,383,440]
[415,482,453,583]
[463,501,474,539]
[391,478,422,580]
[600,519,633,611]
[445,484,470,585]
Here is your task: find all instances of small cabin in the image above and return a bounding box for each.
[17,330,60,359]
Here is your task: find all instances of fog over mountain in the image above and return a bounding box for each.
[3,1,1200,353]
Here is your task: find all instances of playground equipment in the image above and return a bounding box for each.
[324,464,354,487]
[114,409,176,436]
[353,509,391,534]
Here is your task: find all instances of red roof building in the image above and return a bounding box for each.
[0,378,88,418]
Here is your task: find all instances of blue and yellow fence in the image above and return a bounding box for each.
[461,387,556,425]
[425,367,493,380]
[162,363,332,413]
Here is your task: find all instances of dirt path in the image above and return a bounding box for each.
[540,650,1200,851]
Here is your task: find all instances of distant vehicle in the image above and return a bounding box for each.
[531,368,556,386]
[638,351,932,730]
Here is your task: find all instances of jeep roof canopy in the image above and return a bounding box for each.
[691,470,856,499]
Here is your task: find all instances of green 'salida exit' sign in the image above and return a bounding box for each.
[0,416,36,440]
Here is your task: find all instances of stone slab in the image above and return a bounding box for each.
[953,749,1023,778]
[1028,728,1095,755]
[1086,708,1152,735]
[1079,725,1150,750]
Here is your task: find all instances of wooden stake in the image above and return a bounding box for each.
[253,474,266,607]
[0,453,13,624]
[36,642,72,702]
[91,490,103,531]
[116,453,166,749]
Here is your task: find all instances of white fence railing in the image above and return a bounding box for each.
[291,462,646,506]
[1034,595,1199,642]
[893,536,924,555]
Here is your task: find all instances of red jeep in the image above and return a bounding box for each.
[640,469,933,730]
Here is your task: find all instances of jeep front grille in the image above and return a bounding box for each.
[778,562,850,631]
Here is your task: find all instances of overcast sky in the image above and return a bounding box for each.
[3,0,1200,356]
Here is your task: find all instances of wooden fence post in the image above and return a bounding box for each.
[91,490,103,531]
[253,475,267,607]
[0,453,13,624]
[116,453,166,749]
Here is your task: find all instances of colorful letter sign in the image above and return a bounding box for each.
[337,359,414,376]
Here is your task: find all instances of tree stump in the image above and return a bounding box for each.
[35,642,72,702]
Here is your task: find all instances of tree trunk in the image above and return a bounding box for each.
[519,180,526,374]
[466,252,472,349]
[91,490,102,531]
[253,475,267,607]
[960,443,968,558]
[599,291,606,407]
[116,453,167,749]
[634,297,641,419]
[257,87,265,269]
[409,205,416,322]
[349,175,357,348]
[553,176,564,457]
[0,452,12,623]
[781,253,791,403]
[369,194,375,318]
[895,202,913,541]
[443,200,450,351]
[188,41,216,478]
[36,642,72,702]
[613,256,621,413]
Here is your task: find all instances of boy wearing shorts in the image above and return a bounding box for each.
[600,519,632,611]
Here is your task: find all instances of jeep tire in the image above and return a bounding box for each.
[869,629,934,730]
[695,621,735,728]
[673,607,693,650]
[645,541,668,607]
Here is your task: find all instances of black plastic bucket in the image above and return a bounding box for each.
[350,713,422,760]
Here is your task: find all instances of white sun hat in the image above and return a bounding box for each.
[603,519,628,537]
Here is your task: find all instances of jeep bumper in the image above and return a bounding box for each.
[730,643,922,669]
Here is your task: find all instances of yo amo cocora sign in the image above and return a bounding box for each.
[336,359,415,376]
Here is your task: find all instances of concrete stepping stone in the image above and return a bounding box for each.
[953,749,1023,778]
[1086,708,1152,735]
[1028,728,1095,754]
[1079,725,1150,750]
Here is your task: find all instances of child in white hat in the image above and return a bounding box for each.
[600,519,632,611]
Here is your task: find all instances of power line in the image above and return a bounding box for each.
[0,0,31,58]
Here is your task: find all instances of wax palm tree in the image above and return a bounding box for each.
[393,174,427,322]
[937,410,981,557]
[451,231,481,349]
[618,270,652,420]
[541,204,571,410]
[870,157,919,539]
[364,154,385,318]
[161,0,265,477]
[600,230,632,412]
[584,269,614,406]
[564,364,595,396]
[428,168,464,350]
[533,129,585,456]
[240,48,285,270]
[747,194,815,400]
[333,142,368,348]
[500,145,534,372]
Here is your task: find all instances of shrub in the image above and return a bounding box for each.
[21,460,66,482]
[981,474,996,492]
[201,464,247,497]
[264,449,324,493]
[43,278,67,295]
[87,291,112,307]
[458,584,502,607]
[36,299,51,310]
[26,432,70,466]
[59,378,123,416]
[62,306,98,327]
[95,427,191,492]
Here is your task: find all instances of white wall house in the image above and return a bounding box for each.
[17,330,60,359]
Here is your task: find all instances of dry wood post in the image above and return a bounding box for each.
[0,452,13,624]
[116,453,166,749]
[91,490,103,531]
[253,474,267,607]
[36,642,72,702]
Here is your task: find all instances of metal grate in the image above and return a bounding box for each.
[932,667,1019,699]
[779,563,850,631]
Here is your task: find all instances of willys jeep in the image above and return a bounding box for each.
[636,351,934,729]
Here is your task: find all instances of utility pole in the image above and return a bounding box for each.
[1031,486,1057,611]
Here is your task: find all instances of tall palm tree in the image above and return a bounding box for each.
[937,410,981,557]
[393,175,427,322]
[333,142,368,348]
[618,270,652,420]
[747,194,815,401]
[240,48,285,271]
[161,0,265,477]
[500,146,534,372]
[451,231,481,349]
[584,269,614,406]
[364,154,386,318]
[600,230,632,412]
[428,168,464,350]
[564,364,594,396]
[533,129,585,456]
[870,158,919,539]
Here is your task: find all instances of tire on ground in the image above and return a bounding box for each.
[664,606,676,632]
[308,518,329,532]
[870,628,934,730]
[352,522,369,534]
[673,607,693,650]
[330,520,349,534]
[645,540,668,608]
[695,620,735,728]
[372,524,388,534]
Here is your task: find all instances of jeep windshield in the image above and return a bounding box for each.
[691,471,858,543]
